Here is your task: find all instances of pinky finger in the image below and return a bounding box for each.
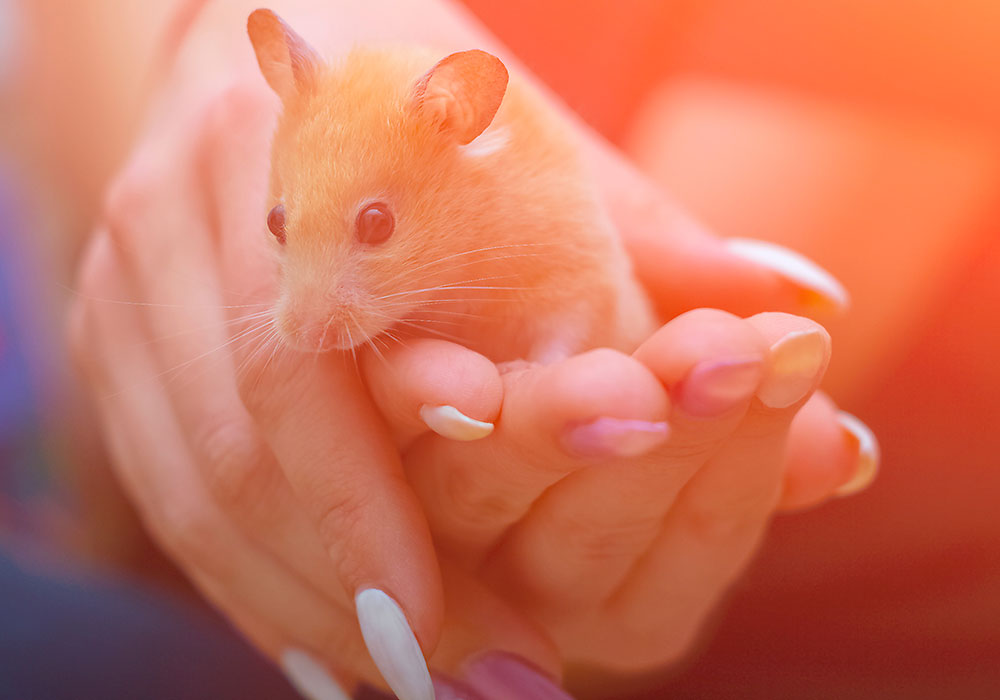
[192,570,357,700]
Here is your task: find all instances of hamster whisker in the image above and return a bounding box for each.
[385,242,558,283]
[256,328,287,390]
[377,283,532,301]
[377,249,551,290]
[237,325,285,395]
[393,319,466,345]
[235,323,281,382]
[64,286,272,311]
[408,308,484,319]
[404,317,464,328]
[365,334,390,368]
[344,314,360,371]
[160,317,276,386]
[105,316,275,400]
[314,310,339,371]
[134,310,277,348]
[378,297,513,310]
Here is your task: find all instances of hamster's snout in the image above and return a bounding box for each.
[276,288,386,352]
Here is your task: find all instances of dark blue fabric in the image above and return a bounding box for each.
[0,174,304,699]
[0,550,303,700]
[0,177,41,438]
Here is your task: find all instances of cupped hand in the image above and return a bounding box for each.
[69,74,571,699]
[361,310,877,684]
[67,0,876,697]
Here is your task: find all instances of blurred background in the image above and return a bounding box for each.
[1,0,998,698]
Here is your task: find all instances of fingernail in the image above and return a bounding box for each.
[757,329,828,408]
[281,649,351,700]
[563,417,669,458]
[462,651,574,700]
[420,404,495,441]
[432,673,488,700]
[676,357,762,417]
[834,412,880,497]
[355,589,435,700]
[725,238,849,311]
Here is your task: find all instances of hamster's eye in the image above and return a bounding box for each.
[356,202,395,245]
[267,204,286,245]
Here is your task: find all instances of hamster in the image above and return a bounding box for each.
[247,9,656,364]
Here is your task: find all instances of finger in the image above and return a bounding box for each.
[483,309,768,609]
[201,82,280,288]
[584,139,848,320]
[406,348,670,562]
[191,97,446,699]
[76,243,379,684]
[779,393,880,510]
[101,94,358,614]
[428,558,561,679]
[601,314,831,668]
[193,572,358,700]
[360,339,503,448]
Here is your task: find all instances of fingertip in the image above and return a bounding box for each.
[633,309,768,418]
[832,411,880,498]
[419,404,495,441]
[744,313,831,410]
[355,588,437,700]
[724,238,850,314]
[778,394,876,510]
[363,339,502,445]
[519,349,671,451]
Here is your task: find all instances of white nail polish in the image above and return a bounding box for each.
[758,329,828,408]
[834,411,880,496]
[281,649,351,700]
[356,589,435,700]
[725,238,850,310]
[419,404,494,441]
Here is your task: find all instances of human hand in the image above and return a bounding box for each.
[67,0,876,697]
[360,312,876,687]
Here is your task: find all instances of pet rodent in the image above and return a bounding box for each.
[248,9,656,364]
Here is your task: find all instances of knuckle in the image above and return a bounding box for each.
[682,492,772,545]
[75,232,117,298]
[203,82,273,134]
[440,466,517,532]
[313,485,373,579]
[196,417,273,512]
[102,162,162,236]
[558,514,661,565]
[156,495,229,577]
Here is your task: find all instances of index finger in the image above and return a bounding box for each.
[208,88,442,700]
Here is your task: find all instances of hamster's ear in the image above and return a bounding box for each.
[247,9,320,100]
[410,50,508,145]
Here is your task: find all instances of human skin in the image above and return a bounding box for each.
[67,0,876,696]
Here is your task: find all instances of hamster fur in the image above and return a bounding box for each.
[248,9,656,364]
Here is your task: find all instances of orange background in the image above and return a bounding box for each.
[464,1,1000,696]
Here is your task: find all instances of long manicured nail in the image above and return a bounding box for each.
[420,404,494,441]
[676,357,762,417]
[563,417,669,458]
[757,329,828,408]
[726,238,849,311]
[281,649,351,700]
[355,589,435,700]
[834,412,880,496]
[462,651,574,700]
